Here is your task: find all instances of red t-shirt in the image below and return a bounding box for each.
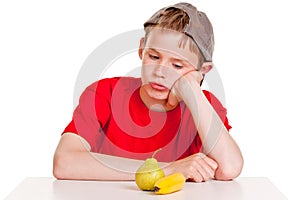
[63,77,231,162]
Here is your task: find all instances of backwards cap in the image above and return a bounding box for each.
[144,2,214,62]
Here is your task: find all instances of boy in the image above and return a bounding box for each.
[53,2,243,182]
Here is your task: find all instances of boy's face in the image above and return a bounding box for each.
[139,29,199,102]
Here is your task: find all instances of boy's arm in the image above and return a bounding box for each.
[53,133,215,182]
[54,133,197,181]
[53,133,140,180]
[167,71,243,181]
[186,83,243,180]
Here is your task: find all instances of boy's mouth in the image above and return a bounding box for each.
[149,82,168,91]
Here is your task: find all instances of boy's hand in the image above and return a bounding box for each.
[167,70,204,108]
[163,153,218,182]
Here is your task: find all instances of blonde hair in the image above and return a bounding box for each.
[144,7,204,67]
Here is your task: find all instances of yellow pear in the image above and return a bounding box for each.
[135,149,165,191]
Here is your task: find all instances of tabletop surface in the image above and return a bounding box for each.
[5,177,287,200]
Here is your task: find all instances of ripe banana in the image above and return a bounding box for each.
[153,172,186,195]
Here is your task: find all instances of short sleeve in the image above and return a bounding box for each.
[202,90,232,131]
[63,79,113,151]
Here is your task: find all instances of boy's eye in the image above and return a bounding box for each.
[173,64,183,69]
[149,54,159,60]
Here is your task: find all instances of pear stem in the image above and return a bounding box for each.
[152,148,162,158]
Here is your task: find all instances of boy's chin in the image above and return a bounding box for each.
[149,92,169,101]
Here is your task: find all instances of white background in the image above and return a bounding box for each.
[1,0,299,199]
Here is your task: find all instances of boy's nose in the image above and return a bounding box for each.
[153,65,166,78]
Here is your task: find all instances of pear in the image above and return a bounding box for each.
[135,149,165,191]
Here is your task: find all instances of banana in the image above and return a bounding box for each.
[153,172,186,195]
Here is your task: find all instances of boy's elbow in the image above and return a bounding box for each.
[53,152,72,180]
[53,163,65,180]
[215,156,244,181]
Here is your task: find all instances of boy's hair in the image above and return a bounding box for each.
[144,7,203,67]
[144,3,215,68]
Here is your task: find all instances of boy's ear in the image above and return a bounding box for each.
[138,38,145,59]
[200,62,213,74]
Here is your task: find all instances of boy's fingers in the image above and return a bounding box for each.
[167,88,179,107]
[166,69,200,108]
[204,157,218,170]
[197,153,218,171]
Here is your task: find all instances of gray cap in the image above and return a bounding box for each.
[144,2,214,62]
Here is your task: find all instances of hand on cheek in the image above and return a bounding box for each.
[166,87,180,109]
[166,70,203,108]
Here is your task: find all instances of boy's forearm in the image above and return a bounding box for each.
[53,134,141,181]
[53,134,170,181]
[181,82,243,179]
[54,151,174,181]
[91,153,170,177]
[53,150,137,180]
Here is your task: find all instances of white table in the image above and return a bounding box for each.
[5,177,287,200]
